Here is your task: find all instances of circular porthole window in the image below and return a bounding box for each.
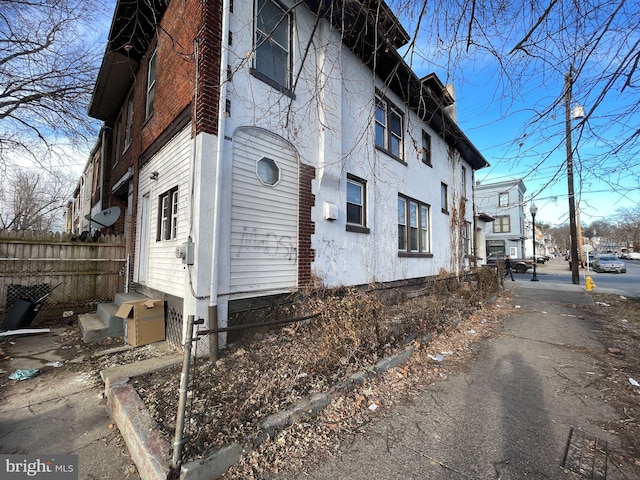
[256,157,280,186]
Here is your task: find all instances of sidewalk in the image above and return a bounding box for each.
[277,263,640,479]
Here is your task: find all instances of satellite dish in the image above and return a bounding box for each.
[87,207,121,229]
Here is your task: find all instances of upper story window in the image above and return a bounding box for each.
[421,130,431,166]
[253,0,291,91]
[493,215,511,233]
[124,92,134,151]
[375,94,404,160]
[441,182,448,214]
[157,186,178,241]
[145,47,157,120]
[499,192,509,207]
[113,115,121,167]
[461,166,467,198]
[398,195,430,254]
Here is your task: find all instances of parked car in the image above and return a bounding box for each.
[626,252,640,260]
[592,255,627,273]
[486,253,534,274]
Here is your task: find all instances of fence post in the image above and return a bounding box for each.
[169,315,196,477]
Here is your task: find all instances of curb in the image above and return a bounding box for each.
[103,341,427,480]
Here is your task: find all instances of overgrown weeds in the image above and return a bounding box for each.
[132,268,502,463]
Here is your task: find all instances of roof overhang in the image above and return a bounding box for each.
[88,0,169,122]
[304,0,488,170]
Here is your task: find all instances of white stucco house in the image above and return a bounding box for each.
[84,0,489,350]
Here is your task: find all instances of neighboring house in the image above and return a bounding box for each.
[474,212,495,264]
[475,179,527,258]
[84,0,488,350]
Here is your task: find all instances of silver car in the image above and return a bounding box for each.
[593,255,627,273]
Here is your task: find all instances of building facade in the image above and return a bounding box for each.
[475,179,527,258]
[81,0,489,349]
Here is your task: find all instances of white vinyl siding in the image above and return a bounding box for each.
[135,127,190,296]
[230,128,299,297]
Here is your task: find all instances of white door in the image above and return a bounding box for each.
[138,193,150,283]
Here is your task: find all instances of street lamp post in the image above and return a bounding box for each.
[531,203,539,282]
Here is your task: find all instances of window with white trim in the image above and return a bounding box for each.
[346,175,365,226]
[421,130,431,166]
[441,182,448,213]
[398,195,430,254]
[157,186,178,241]
[493,215,511,233]
[145,47,157,120]
[253,0,291,90]
[346,174,369,233]
[113,115,121,166]
[461,166,467,198]
[463,221,472,255]
[124,92,134,151]
[375,94,404,159]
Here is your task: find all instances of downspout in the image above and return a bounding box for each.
[208,0,231,360]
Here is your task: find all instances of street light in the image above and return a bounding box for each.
[531,203,539,282]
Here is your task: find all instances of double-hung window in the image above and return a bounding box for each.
[113,115,121,166]
[346,174,369,233]
[461,166,467,199]
[145,47,157,120]
[493,215,511,233]
[157,187,178,241]
[463,221,472,255]
[441,183,448,214]
[421,130,431,166]
[398,195,430,254]
[254,0,291,91]
[498,192,509,207]
[124,92,134,151]
[375,94,403,159]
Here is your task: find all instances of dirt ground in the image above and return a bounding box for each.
[577,292,640,468]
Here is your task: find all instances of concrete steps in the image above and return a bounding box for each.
[79,292,149,343]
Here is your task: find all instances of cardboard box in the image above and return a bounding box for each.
[115,299,165,347]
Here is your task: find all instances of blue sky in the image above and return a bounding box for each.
[83,1,638,228]
[394,1,640,227]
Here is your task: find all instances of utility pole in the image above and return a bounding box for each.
[565,68,580,285]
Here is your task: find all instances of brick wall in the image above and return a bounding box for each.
[298,164,317,286]
[195,0,223,136]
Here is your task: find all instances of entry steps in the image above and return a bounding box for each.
[78,292,149,343]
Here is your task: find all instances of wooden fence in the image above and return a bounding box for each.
[0,230,127,316]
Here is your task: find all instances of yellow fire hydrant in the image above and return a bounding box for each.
[585,276,596,292]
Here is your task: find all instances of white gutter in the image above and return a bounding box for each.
[208,0,231,357]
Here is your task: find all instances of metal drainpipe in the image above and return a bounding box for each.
[208,0,231,360]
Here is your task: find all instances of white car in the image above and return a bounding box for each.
[593,255,627,273]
